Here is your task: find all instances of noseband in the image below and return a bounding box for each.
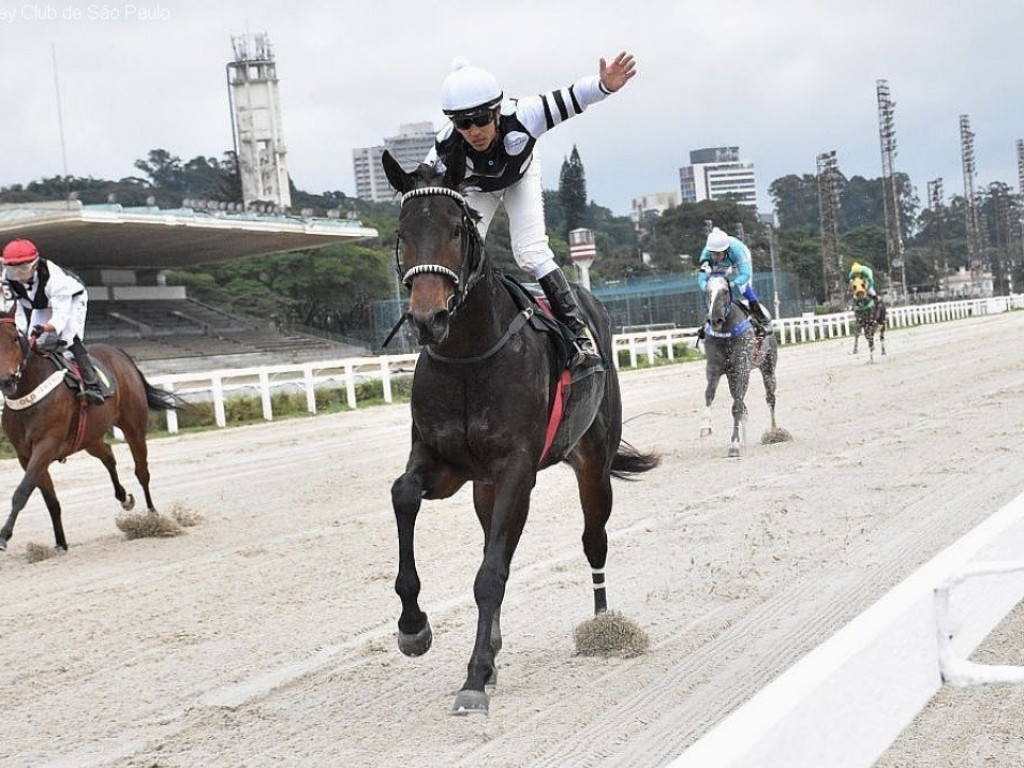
[393,186,485,317]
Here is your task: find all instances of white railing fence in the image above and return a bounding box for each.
[147,294,1023,434]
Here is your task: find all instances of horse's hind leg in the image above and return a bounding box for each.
[573,456,613,615]
[118,423,155,511]
[85,439,135,511]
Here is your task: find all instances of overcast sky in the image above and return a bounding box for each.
[3,0,1022,216]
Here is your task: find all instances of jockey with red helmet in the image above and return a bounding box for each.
[1,238,104,404]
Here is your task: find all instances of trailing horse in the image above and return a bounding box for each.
[0,306,180,551]
[382,149,659,715]
[850,277,887,362]
[699,274,785,457]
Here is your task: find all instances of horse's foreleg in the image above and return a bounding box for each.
[726,371,750,457]
[35,470,68,551]
[852,328,860,355]
[702,373,721,437]
[472,482,502,686]
[0,451,52,551]
[454,468,534,716]
[391,467,431,658]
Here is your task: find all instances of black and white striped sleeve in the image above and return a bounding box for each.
[514,75,611,138]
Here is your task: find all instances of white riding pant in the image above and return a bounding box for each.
[464,157,560,280]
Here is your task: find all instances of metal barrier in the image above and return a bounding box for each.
[146,295,1023,433]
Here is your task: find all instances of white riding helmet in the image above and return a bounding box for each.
[706,227,730,252]
[441,56,502,115]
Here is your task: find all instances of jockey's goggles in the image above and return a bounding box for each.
[4,259,38,282]
[452,111,495,130]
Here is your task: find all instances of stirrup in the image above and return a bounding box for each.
[570,336,600,368]
[77,386,104,405]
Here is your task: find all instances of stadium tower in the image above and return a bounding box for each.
[959,115,982,273]
[876,80,906,299]
[227,33,292,211]
[816,150,842,306]
[926,178,947,275]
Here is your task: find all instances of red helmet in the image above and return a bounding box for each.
[2,239,39,265]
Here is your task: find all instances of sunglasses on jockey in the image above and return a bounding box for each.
[451,110,495,131]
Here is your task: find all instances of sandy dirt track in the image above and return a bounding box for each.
[1,311,1022,768]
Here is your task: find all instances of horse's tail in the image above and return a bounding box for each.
[123,355,185,413]
[610,440,660,480]
[142,377,183,412]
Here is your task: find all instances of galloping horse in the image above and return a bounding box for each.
[382,149,659,715]
[850,276,887,361]
[700,274,780,458]
[0,305,179,551]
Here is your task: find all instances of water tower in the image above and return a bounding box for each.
[227,33,292,211]
[569,228,596,290]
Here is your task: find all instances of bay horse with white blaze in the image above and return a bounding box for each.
[382,149,659,715]
[0,305,179,551]
[700,274,780,458]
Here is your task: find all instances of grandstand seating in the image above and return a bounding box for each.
[86,298,368,371]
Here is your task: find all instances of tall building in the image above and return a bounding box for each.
[678,147,757,209]
[227,33,291,211]
[353,122,436,202]
[631,192,680,230]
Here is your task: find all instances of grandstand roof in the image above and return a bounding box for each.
[0,201,379,270]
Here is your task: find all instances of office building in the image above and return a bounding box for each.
[679,147,757,209]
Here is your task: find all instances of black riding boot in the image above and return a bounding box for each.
[747,300,771,338]
[69,340,105,405]
[537,270,600,368]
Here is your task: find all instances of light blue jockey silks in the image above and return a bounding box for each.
[697,233,759,303]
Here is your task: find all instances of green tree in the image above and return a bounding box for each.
[559,145,588,235]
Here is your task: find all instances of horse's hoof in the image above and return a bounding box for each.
[0,538,7,552]
[452,689,489,716]
[700,428,712,438]
[728,444,741,458]
[121,494,136,512]
[397,620,432,657]
[485,667,498,691]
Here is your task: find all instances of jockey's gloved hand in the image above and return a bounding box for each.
[34,331,60,352]
[30,324,46,339]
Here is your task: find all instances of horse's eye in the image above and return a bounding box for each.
[452,226,462,240]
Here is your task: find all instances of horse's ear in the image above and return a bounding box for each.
[442,145,467,190]
[382,150,414,194]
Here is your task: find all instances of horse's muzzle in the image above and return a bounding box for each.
[410,308,450,346]
[0,377,18,397]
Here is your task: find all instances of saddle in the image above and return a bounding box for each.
[44,350,117,401]
[498,273,580,373]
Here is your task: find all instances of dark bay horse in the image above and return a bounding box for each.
[699,275,780,458]
[381,149,659,715]
[0,306,179,551]
[850,276,887,361]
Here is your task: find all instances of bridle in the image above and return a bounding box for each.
[393,186,486,317]
[381,185,486,349]
[0,316,31,390]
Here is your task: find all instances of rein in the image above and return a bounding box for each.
[383,186,485,347]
